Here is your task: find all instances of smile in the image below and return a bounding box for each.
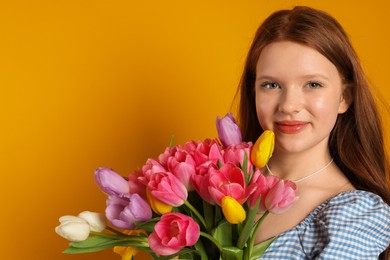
[276,121,308,134]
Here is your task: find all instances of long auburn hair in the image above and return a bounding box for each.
[236,6,390,259]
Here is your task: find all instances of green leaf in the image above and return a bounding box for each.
[250,237,276,260]
[221,246,243,260]
[64,244,151,254]
[242,153,249,185]
[170,135,175,147]
[135,217,159,232]
[212,221,232,246]
[158,248,199,260]
[218,159,222,169]
[236,196,261,249]
[69,236,117,248]
[64,238,151,254]
[214,205,223,226]
[203,200,214,232]
[64,236,149,254]
[194,239,208,260]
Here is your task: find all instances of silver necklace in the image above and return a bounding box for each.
[265,158,334,183]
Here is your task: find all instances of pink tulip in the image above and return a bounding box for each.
[223,142,253,175]
[265,179,299,214]
[181,141,198,153]
[128,169,147,201]
[164,148,196,191]
[216,113,242,147]
[158,146,179,167]
[192,139,224,176]
[158,142,197,167]
[208,162,248,205]
[94,167,129,196]
[105,193,152,229]
[141,159,168,182]
[192,139,223,166]
[191,171,214,204]
[148,213,200,256]
[247,171,279,212]
[148,172,188,207]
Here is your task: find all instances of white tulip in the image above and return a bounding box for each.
[78,211,106,232]
[55,215,90,242]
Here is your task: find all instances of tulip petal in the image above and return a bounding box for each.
[148,232,181,256]
[94,167,129,195]
[146,187,172,214]
[222,196,246,224]
[55,218,90,242]
[216,113,242,147]
[148,213,200,256]
[251,130,274,168]
[78,211,106,232]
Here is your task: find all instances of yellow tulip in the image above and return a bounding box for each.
[113,230,146,260]
[113,246,138,260]
[146,187,172,215]
[221,196,246,224]
[250,130,275,168]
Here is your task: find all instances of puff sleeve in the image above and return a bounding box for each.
[306,191,390,259]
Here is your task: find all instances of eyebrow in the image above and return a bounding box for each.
[256,74,330,82]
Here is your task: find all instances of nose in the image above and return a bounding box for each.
[278,88,302,114]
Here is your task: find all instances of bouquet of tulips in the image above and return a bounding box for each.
[55,113,298,259]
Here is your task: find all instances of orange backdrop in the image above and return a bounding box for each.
[1,1,389,259]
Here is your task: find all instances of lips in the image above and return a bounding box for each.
[276,121,308,134]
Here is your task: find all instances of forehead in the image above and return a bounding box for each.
[256,41,340,81]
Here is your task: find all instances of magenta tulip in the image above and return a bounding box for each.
[148,172,188,207]
[216,113,242,147]
[148,213,200,256]
[105,193,152,229]
[208,162,248,205]
[94,167,129,196]
[265,179,299,214]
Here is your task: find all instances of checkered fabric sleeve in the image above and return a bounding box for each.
[259,190,390,260]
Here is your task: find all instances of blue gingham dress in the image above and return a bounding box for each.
[259,190,390,259]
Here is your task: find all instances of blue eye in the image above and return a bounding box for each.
[261,82,280,89]
[308,82,322,88]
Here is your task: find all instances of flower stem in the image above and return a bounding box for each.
[89,231,121,239]
[184,200,207,229]
[200,231,223,252]
[105,225,127,236]
[247,211,269,257]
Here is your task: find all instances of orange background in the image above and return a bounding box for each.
[1,1,389,259]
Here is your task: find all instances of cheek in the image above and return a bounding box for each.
[310,97,340,123]
[255,94,274,130]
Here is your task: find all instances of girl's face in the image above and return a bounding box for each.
[255,41,349,155]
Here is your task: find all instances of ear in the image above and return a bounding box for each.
[338,86,352,114]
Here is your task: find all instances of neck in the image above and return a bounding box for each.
[265,150,333,181]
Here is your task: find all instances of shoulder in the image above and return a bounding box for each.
[308,190,390,258]
[317,189,389,215]
[315,190,390,225]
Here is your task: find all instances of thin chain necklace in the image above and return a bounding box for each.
[265,158,334,183]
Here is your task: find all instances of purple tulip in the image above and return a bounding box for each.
[216,113,242,147]
[106,193,152,229]
[94,167,129,196]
